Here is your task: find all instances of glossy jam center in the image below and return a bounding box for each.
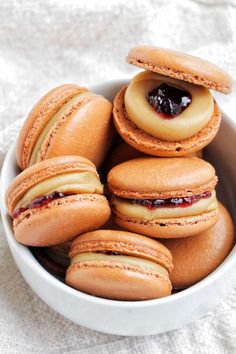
[130,192,211,210]
[12,191,66,219]
[146,83,192,119]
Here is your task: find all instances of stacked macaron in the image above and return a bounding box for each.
[5,45,235,301]
[113,45,232,157]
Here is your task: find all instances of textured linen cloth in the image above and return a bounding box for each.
[0,0,236,353]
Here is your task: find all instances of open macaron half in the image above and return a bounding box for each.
[66,230,173,300]
[6,156,111,246]
[107,157,218,238]
[113,45,232,157]
[16,84,113,169]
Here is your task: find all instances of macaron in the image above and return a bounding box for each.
[66,230,173,300]
[16,84,113,169]
[107,157,218,238]
[6,156,111,246]
[104,140,202,173]
[113,45,232,157]
[161,203,235,289]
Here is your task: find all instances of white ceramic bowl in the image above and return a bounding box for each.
[1,80,236,336]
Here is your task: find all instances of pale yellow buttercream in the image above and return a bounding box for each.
[124,71,214,141]
[15,172,103,209]
[72,252,169,276]
[29,92,93,165]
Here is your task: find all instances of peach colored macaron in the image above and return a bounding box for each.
[6,155,111,246]
[16,84,113,170]
[127,45,232,93]
[113,45,232,157]
[107,157,218,238]
[66,230,173,300]
[162,203,235,289]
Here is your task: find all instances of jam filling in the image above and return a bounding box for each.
[94,251,121,255]
[146,83,192,119]
[12,191,66,219]
[130,192,211,210]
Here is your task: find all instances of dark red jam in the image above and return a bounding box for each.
[12,191,66,219]
[95,251,121,255]
[12,208,26,219]
[29,191,65,209]
[130,192,211,210]
[146,83,192,119]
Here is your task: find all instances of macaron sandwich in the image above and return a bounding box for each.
[6,156,111,246]
[16,84,113,169]
[113,45,232,156]
[66,230,173,300]
[162,203,234,289]
[108,157,218,238]
[5,45,235,303]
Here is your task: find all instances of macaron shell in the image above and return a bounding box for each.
[6,155,98,214]
[161,203,235,288]
[127,46,232,94]
[70,229,173,272]
[107,157,216,200]
[66,261,172,300]
[38,95,113,168]
[113,85,221,157]
[113,208,218,238]
[16,84,86,170]
[13,194,111,246]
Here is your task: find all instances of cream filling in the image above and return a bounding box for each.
[29,92,93,165]
[15,172,103,209]
[112,191,217,220]
[124,71,214,141]
[71,252,169,277]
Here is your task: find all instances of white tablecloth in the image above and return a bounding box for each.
[0,0,236,352]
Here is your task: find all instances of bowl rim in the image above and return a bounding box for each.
[1,78,236,310]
